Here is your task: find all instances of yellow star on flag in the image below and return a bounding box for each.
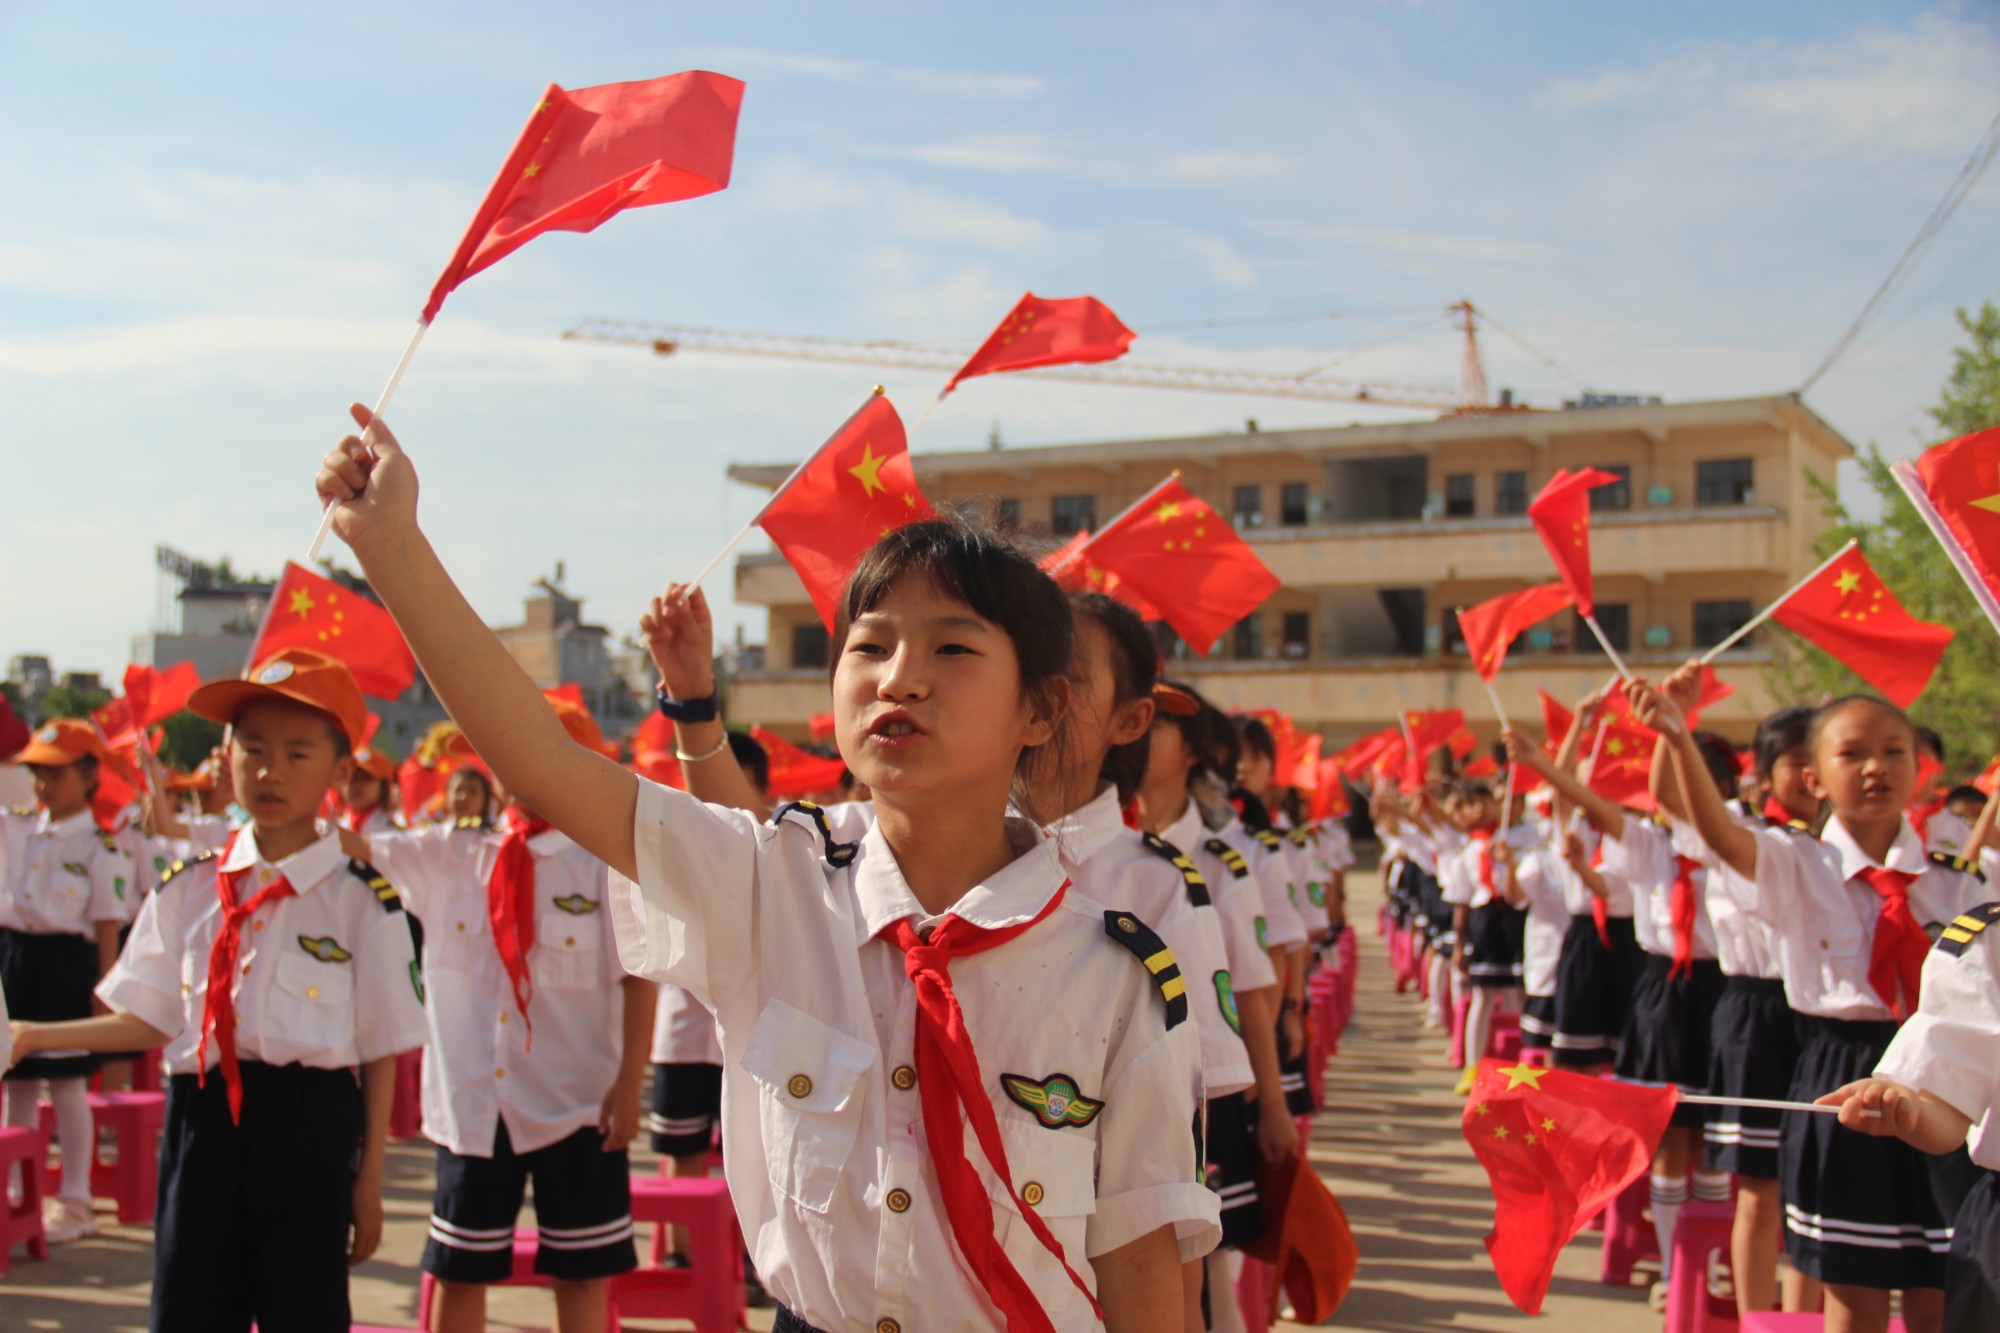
[1473,1102,1490,1117]
[1542,1117,1556,1132]
[1156,501,1183,523]
[848,444,889,497]
[1834,569,1861,596]
[288,588,317,619]
[1969,466,2000,514]
[1497,1062,1547,1091]
[522,162,541,178]
[1525,1132,1538,1145]
[1494,1125,1510,1140]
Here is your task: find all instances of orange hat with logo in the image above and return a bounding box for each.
[350,745,396,780]
[187,648,369,752]
[10,718,120,772]
[1152,682,1199,717]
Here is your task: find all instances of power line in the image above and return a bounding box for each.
[1473,308,1596,391]
[1136,305,1443,333]
[1798,106,2000,394]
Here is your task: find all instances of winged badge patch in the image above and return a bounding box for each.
[298,935,353,963]
[1001,1072,1105,1130]
[551,894,600,916]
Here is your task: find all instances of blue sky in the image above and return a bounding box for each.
[4,1,1997,682]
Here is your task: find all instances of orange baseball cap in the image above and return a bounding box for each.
[10,718,115,768]
[1152,682,1199,717]
[351,745,396,780]
[188,648,369,752]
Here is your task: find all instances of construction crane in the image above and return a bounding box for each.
[561,300,1511,413]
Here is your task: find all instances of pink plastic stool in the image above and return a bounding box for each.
[1740,1318,1906,1332]
[39,1090,166,1224]
[1665,1198,1738,1333]
[0,1125,49,1274]
[416,1231,619,1330]
[1600,1173,1659,1286]
[389,1048,423,1140]
[1236,1252,1276,1330]
[615,1175,744,1333]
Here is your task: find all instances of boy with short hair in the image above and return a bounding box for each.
[4,648,427,1332]
[362,691,654,1333]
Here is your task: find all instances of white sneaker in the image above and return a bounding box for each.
[44,1196,99,1244]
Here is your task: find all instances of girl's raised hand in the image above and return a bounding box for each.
[1661,659,1705,712]
[1623,678,1686,737]
[638,583,717,699]
[316,404,419,553]
[1501,727,1547,773]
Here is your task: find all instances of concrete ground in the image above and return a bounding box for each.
[3,869,1661,1330]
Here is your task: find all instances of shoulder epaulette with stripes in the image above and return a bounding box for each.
[97,829,121,854]
[771,800,858,869]
[1139,832,1210,908]
[1927,850,1986,883]
[347,858,404,913]
[158,851,220,888]
[1284,826,1310,848]
[1250,828,1283,851]
[1937,902,2000,958]
[454,815,489,832]
[7,803,35,817]
[1101,910,1187,1029]
[1204,838,1251,878]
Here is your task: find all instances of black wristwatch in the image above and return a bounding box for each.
[655,686,720,724]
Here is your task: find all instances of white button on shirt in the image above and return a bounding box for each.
[366,822,632,1156]
[1747,816,1985,1022]
[97,828,426,1074]
[1051,787,1252,1101]
[612,784,1219,1333]
[1874,907,2000,1170]
[0,809,133,937]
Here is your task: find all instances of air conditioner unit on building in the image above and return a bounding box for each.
[1644,625,1672,648]
[1648,486,1673,506]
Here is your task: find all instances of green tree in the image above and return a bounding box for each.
[155,711,224,773]
[1765,302,2000,774]
[37,681,110,725]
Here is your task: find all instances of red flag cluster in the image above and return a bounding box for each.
[252,563,418,701]
[1527,468,1622,617]
[944,293,1136,395]
[1762,544,1953,709]
[1456,583,1573,682]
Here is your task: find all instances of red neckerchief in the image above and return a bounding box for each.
[341,802,376,833]
[1588,838,1612,950]
[197,831,297,1124]
[488,810,550,1045]
[884,884,1100,1331]
[1858,866,1927,1020]
[1762,797,1805,828]
[1469,826,1496,897]
[1668,855,1702,980]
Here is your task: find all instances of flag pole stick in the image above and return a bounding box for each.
[1892,459,2000,640]
[1698,539,1860,663]
[684,386,888,593]
[307,320,431,561]
[1679,1093,1866,1117]
[1582,613,1634,680]
[908,391,945,437]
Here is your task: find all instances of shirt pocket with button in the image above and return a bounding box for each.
[740,998,877,1213]
[270,948,355,1051]
[533,906,604,990]
[980,1121,1099,1316]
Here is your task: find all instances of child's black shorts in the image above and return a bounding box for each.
[647,1060,723,1157]
[423,1121,636,1284]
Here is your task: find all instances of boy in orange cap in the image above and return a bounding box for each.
[340,744,402,836]
[358,688,653,1333]
[5,647,428,1331]
[1,718,136,1241]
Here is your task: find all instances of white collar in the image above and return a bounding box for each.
[219,824,345,896]
[36,808,94,837]
[1821,814,1929,880]
[1045,784,1129,869]
[850,817,1067,943]
[1159,796,1207,854]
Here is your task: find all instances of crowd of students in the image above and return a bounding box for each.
[0,400,1992,1333]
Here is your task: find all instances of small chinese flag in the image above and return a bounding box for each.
[1457,583,1573,682]
[423,72,744,323]
[808,712,838,743]
[1681,663,1736,728]
[751,726,849,800]
[1310,761,1352,820]
[1334,726,1402,778]
[758,392,934,629]
[1527,468,1622,616]
[944,293,1136,395]
[1584,714,1657,808]
[627,712,684,791]
[1537,689,1575,748]
[1040,530,1162,620]
[1897,425,2000,634]
[1078,477,1281,655]
[250,563,418,700]
[1463,1059,1678,1314]
[1765,545,1952,709]
[1398,709,1466,791]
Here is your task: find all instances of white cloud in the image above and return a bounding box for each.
[692,47,1046,102]
[742,158,1057,251]
[852,133,1300,185]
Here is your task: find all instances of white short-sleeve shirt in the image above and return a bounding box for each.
[1220,821,1306,952]
[1674,811,1781,980]
[1615,818,1718,962]
[1874,902,2000,1170]
[0,808,133,937]
[613,785,1218,1332]
[366,820,633,1156]
[97,827,426,1074]
[652,983,722,1065]
[1159,801,1280,997]
[1515,841,1572,998]
[1747,816,1985,1022]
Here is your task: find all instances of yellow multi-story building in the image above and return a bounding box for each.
[726,393,1853,747]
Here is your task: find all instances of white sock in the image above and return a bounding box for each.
[2,1082,36,1199]
[1467,987,1497,1062]
[1650,1172,1688,1280]
[49,1077,94,1207]
[1205,1249,1248,1333]
[1691,1171,1732,1204]
[1427,955,1451,1026]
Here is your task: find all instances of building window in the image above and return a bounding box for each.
[792,623,830,670]
[1281,612,1311,658]
[1693,599,1754,650]
[1051,493,1096,537]
[996,497,1020,528]
[1696,459,1754,506]
[1590,466,1632,511]
[1574,604,1629,654]
[1233,484,1263,527]
[1233,613,1261,660]
[1444,473,1476,518]
[1494,470,1528,516]
[1280,482,1310,527]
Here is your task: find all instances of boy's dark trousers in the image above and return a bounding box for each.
[153,1061,362,1333]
